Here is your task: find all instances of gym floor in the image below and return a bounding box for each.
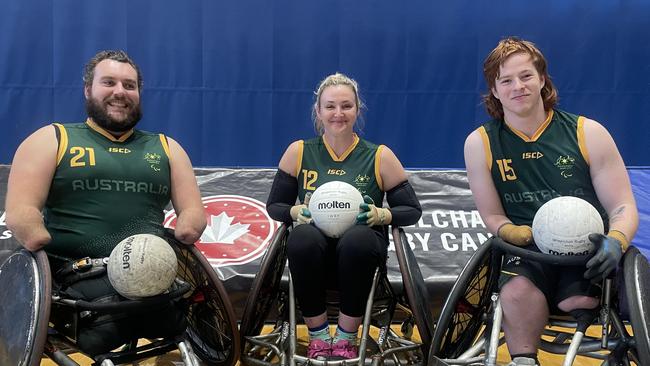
[40,325,615,365]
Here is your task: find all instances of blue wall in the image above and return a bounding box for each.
[1,0,649,168]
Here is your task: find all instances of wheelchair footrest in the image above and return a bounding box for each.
[94,338,179,365]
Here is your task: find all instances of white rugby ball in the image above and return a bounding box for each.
[532,196,604,256]
[308,181,364,238]
[107,233,177,299]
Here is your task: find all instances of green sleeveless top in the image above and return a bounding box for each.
[44,120,171,260]
[479,109,607,227]
[295,135,384,206]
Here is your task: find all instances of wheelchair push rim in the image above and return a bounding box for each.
[174,242,241,366]
[624,246,650,366]
[430,238,499,359]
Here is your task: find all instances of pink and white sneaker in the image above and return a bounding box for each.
[307,339,332,359]
[331,339,358,359]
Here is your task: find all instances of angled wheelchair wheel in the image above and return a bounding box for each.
[173,242,240,366]
[393,226,435,356]
[239,224,289,348]
[430,238,499,359]
[623,246,650,366]
[0,249,51,366]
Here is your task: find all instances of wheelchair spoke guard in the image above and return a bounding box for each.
[393,226,435,355]
[239,224,289,347]
[0,249,51,366]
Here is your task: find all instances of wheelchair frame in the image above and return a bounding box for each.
[429,237,650,366]
[239,224,434,366]
[0,237,241,366]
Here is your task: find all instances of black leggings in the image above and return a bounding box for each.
[287,224,388,317]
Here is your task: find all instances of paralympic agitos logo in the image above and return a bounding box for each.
[163,195,279,267]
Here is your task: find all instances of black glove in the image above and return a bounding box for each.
[584,233,623,282]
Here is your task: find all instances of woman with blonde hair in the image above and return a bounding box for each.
[266,72,422,360]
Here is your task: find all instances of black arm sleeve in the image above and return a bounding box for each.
[386,180,422,227]
[266,169,299,224]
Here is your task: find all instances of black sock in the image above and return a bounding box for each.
[510,353,539,364]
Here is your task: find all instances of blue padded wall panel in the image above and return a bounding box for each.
[139,90,204,161]
[0,89,54,160]
[203,1,274,90]
[128,1,204,88]
[403,93,481,168]
[338,0,408,92]
[201,91,273,166]
[0,0,53,86]
[271,1,340,91]
[52,1,128,87]
[0,0,648,167]
[269,91,315,164]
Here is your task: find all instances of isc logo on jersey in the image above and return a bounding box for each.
[163,195,279,267]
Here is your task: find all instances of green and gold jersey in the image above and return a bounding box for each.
[44,119,172,260]
[295,135,384,206]
[479,109,607,227]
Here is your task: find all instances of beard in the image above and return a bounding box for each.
[85,95,142,133]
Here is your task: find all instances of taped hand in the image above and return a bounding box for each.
[356,195,392,227]
[584,233,623,282]
[498,223,533,247]
[290,192,312,225]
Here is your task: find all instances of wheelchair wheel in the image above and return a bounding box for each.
[0,249,51,366]
[623,246,650,366]
[239,224,289,347]
[393,227,434,355]
[429,238,499,359]
[174,243,240,366]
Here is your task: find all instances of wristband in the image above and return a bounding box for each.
[607,229,629,252]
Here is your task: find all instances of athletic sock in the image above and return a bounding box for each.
[308,322,331,341]
[510,353,539,365]
[332,325,357,343]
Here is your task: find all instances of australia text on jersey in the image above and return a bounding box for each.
[71,179,169,194]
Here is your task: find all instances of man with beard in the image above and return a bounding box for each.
[5,50,206,357]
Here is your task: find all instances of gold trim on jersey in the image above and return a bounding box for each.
[323,134,359,162]
[85,118,134,142]
[576,116,590,166]
[375,145,384,191]
[295,140,305,177]
[501,270,519,277]
[53,123,68,166]
[478,126,493,171]
[505,110,554,142]
[159,134,170,158]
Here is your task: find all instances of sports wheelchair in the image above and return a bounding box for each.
[0,232,240,366]
[238,224,436,366]
[428,237,650,366]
